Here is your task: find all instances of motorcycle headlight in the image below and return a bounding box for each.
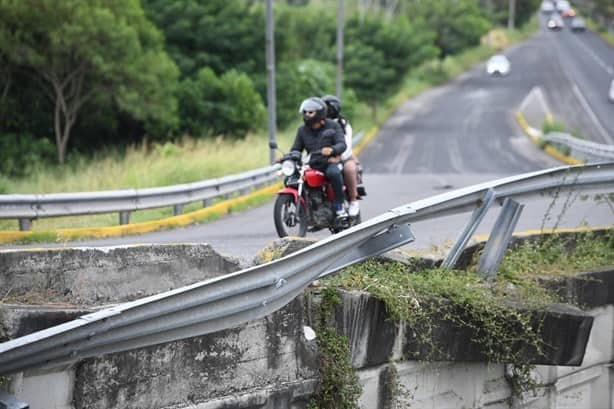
[281,159,296,176]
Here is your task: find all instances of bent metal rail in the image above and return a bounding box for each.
[0,163,613,376]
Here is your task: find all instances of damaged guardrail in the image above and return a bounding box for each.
[0,162,613,377]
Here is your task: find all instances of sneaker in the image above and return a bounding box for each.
[348,201,360,217]
[335,209,348,220]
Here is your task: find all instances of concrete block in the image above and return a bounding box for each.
[0,244,242,306]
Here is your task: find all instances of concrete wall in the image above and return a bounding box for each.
[1,244,613,409]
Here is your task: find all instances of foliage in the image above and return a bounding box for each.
[0,0,179,163]
[483,0,542,28]
[542,118,567,135]
[407,0,492,56]
[276,59,336,128]
[143,0,264,79]
[177,68,266,137]
[0,133,56,177]
[344,14,438,117]
[308,287,361,409]
[321,229,614,396]
[310,327,361,409]
[274,4,337,63]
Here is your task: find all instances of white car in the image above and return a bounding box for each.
[609,79,614,103]
[486,55,511,76]
[541,1,555,13]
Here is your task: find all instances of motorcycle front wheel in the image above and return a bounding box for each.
[273,195,307,238]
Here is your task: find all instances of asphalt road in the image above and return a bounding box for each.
[4,20,613,262]
[538,13,614,144]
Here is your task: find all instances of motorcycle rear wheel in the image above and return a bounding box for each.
[274,195,307,238]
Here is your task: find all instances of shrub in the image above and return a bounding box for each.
[0,133,55,177]
[178,68,265,138]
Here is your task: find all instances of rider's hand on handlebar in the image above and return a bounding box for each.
[321,147,333,156]
[328,155,341,164]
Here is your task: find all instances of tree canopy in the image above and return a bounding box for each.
[0,0,179,163]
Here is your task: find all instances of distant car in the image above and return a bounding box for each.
[609,79,614,103]
[570,17,586,32]
[486,55,511,76]
[547,15,564,30]
[541,1,555,13]
[556,0,571,13]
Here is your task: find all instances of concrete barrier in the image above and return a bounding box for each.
[0,240,612,408]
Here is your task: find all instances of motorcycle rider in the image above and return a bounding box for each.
[321,94,361,217]
[291,97,348,223]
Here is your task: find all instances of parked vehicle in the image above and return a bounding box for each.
[486,54,511,76]
[609,79,614,103]
[271,144,365,237]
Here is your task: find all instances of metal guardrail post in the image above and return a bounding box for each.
[477,198,524,278]
[173,204,184,216]
[0,391,29,409]
[119,211,130,225]
[203,198,212,208]
[442,189,497,269]
[18,219,32,231]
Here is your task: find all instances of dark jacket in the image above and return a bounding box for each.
[290,119,346,170]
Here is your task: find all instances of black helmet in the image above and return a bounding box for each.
[299,97,327,128]
[321,94,341,119]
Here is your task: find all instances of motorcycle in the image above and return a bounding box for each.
[271,143,366,238]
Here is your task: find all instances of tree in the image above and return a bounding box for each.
[0,0,179,164]
[344,43,395,118]
[178,68,265,138]
[275,59,336,128]
[143,0,265,79]
[407,0,491,57]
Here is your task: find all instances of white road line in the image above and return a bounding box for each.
[571,82,613,144]
[568,32,614,76]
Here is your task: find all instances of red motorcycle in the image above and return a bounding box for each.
[272,147,366,238]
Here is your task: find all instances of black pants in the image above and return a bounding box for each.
[323,163,344,207]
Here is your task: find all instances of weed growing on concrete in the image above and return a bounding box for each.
[323,229,614,398]
[307,287,361,409]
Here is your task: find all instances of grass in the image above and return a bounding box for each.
[586,18,614,47]
[0,24,537,234]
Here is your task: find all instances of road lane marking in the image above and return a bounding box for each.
[571,82,613,144]
[567,32,614,76]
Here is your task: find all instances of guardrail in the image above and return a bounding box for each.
[0,166,282,231]
[0,132,366,232]
[542,132,614,163]
[0,162,613,377]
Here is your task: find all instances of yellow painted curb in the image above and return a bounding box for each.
[0,183,283,245]
[472,225,612,243]
[354,126,378,155]
[514,111,584,166]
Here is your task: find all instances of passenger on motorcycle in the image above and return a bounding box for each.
[321,95,360,217]
[291,97,348,223]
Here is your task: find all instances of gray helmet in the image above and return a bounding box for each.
[299,97,327,127]
[321,94,341,119]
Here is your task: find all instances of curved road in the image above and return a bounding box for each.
[3,20,613,262]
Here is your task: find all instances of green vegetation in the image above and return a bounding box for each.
[322,229,614,396]
[308,288,361,409]
[0,0,541,232]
